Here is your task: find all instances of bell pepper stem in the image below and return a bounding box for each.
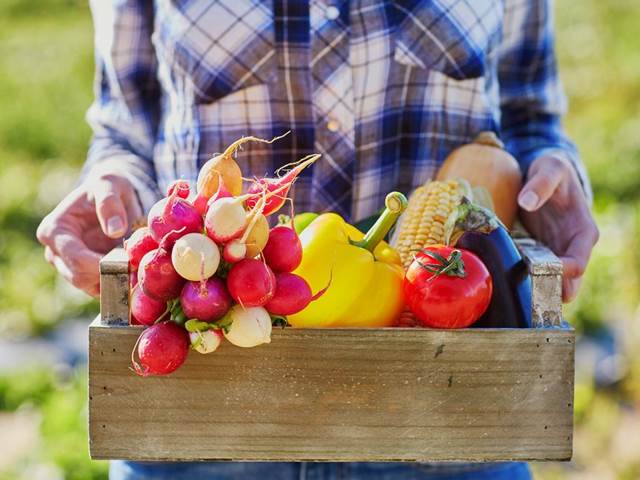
[352,192,408,252]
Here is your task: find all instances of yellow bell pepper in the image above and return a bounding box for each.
[288,192,407,328]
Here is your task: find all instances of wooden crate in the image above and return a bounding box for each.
[89,240,574,462]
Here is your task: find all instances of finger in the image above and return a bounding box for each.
[36,188,86,248]
[52,233,102,281]
[559,227,598,280]
[563,277,582,303]
[51,254,100,297]
[518,157,568,212]
[93,177,129,238]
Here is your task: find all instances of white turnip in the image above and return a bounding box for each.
[223,305,272,348]
[189,329,223,354]
[204,196,248,243]
[171,233,220,281]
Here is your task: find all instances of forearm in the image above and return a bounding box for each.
[84,0,162,213]
[498,0,592,202]
[500,108,592,203]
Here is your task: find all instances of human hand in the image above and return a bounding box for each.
[36,173,142,297]
[518,154,599,303]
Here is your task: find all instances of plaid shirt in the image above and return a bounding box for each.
[84,0,589,222]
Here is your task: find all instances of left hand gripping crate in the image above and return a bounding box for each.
[89,240,573,462]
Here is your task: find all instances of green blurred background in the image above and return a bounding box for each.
[0,0,638,478]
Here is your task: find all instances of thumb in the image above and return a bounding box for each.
[93,176,130,238]
[518,156,568,212]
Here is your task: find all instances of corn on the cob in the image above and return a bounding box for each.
[391,179,469,269]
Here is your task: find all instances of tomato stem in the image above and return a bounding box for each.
[415,249,467,279]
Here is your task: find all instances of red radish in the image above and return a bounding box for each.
[193,173,233,216]
[245,154,320,216]
[264,272,313,316]
[180,278,232,322]
[124,227,158,270]
[138,248,185,301]
[148,183,203,248]
[129,270,138,289]
[166,180,190,198]
[132,322,189,376]
[262,226,302,272]
[189,329,223,354]
[226,258,276,307]
[131,286,167,326]
[204,196,249,243]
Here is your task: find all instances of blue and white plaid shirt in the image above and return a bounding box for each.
[84,0,589,222]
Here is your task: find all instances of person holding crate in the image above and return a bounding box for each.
[37,1,598,479]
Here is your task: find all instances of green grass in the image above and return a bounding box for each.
[0,368,108,479]
[0,4,97,337]
[0,0,639,478]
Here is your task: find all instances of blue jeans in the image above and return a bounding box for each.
[110,461,531,479]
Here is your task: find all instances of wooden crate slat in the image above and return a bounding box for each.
[99,248,129,326]
[89,320,574,462]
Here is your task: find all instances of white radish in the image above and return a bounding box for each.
[205,196,248,243]
[222,194,268,263]
[189,329,223,354]
[223,305,272,348]
[171,233,220,281]
[223,240,247,263]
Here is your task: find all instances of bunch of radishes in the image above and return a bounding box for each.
[123,135,322,377]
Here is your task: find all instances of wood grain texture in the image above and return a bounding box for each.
[100,248,128,275]
[89,318,574,462]
[516,239,563,276]
[516,240,563,327]
[100,248,129,326]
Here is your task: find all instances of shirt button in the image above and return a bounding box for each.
[325,5,340,20]
[327,119,341,132]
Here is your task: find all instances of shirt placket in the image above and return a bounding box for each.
[309,0,356,220]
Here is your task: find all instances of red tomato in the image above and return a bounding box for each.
[403,245,492,329]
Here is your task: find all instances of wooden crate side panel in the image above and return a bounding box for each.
[99,249,128,326]
[89,326,574,462]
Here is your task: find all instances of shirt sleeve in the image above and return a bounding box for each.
[498,0,592,201]
[82,0,162,213]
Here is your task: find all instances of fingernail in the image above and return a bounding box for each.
[519,191,539,211]
[107,216,125,236]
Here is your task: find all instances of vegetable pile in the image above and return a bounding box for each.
[125,135,323,376]
[120,131,535,377]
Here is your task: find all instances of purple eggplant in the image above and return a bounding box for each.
[448,199,532,328]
